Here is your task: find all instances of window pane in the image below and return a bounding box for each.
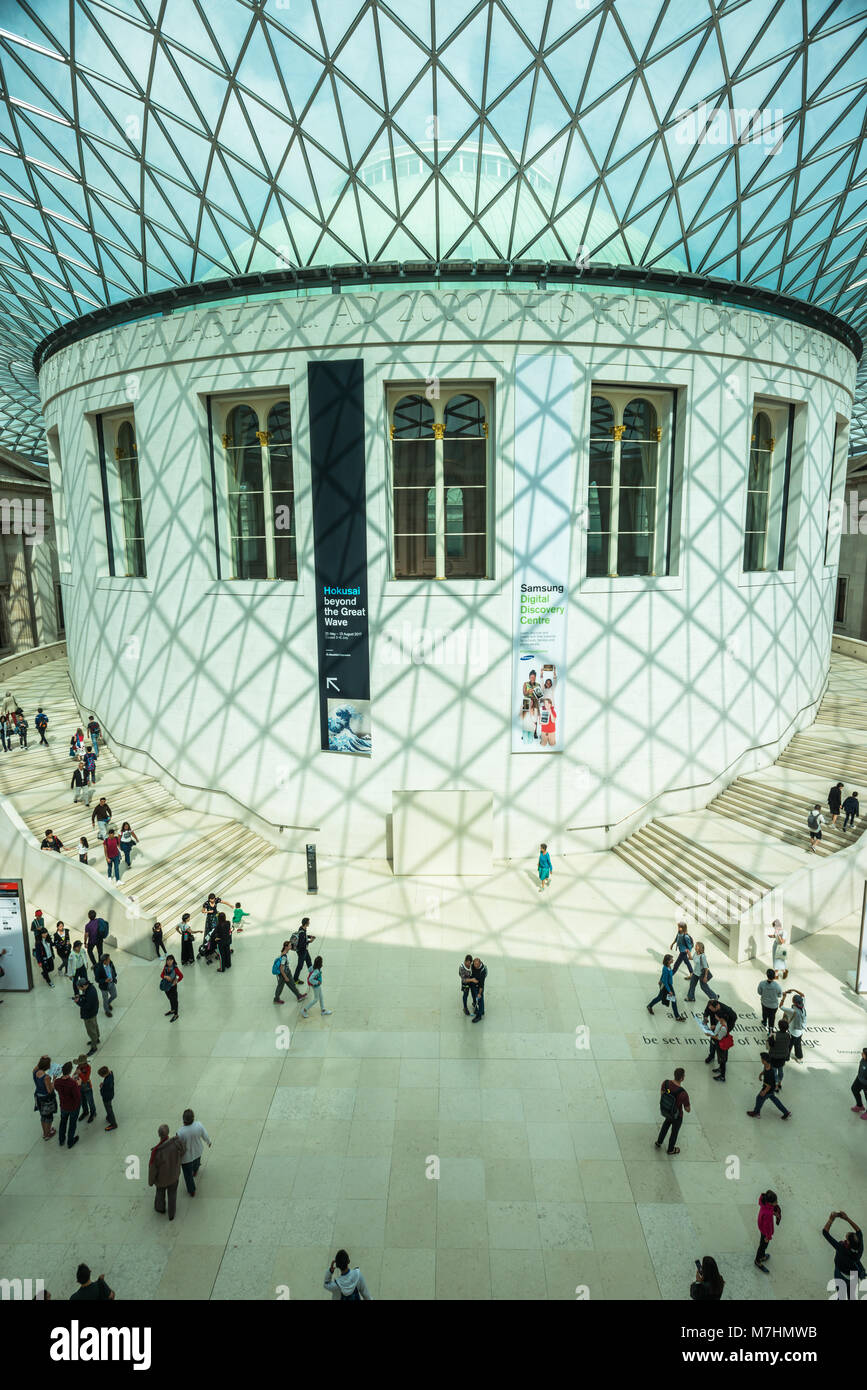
[619,486,655,535]
[394,439,434,486]
[743,531,764,571]
[444,393,485,437]
[393,394,434,438]
[117,419,136,457]
[270,444,293,493]
[623,397,657,439]
[590,394,614,434]
[444,533,486,576]
[234,537,267,579]
[586,538,609,577]
[274,536,297,580]
[618,531,652,575]
[124,536,146,577]
[620,439,657,488]
[748,447,771,489]
[589,437,613,486]
[588,483,611,534]
[272,492,295,537]
[394,534,435,577]
[444,437,485,486]
[746,491,768,534]
[394,486,433,535]
[268,399,291,447]
[754,411,772,450]
[445,486,486,532]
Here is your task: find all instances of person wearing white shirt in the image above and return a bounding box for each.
[685,942,719,1003]
[807,805,825,852]
[781,989,806,1063]
[177,1108,211,1197]
[769,919,789,978]
[67,943,88,995]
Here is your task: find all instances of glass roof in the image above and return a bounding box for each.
[0,0,865,457]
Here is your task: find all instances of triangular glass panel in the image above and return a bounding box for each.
[266,29,329,119]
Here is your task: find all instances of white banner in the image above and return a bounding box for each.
[512,355,573,753]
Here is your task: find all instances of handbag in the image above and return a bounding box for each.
[159,977,172,992]
[718,1033,734,1051]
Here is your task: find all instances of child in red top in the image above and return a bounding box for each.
[755,1189,781,1272]
[539,698,557,748]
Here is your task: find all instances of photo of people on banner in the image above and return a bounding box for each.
[518,661,558,748]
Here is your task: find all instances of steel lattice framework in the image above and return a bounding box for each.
[0,0,865,457]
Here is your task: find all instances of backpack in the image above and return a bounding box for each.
[680,933,693,952]
[97,918,109,939]
[807,810,819,831]
[660,1084,681,1119]
[289,932,299,950]
[272,956,283,976]
[340,1286,361,1301]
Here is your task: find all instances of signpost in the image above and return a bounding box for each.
[0,878,33,991]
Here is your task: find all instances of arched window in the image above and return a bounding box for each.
[225,404,266,579]
[619,398,659,575]
[744,410,774,571]
[390,387,490,579]
[115,418,145,577]
[585,391,664,577]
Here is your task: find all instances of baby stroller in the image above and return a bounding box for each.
[197,925,219,964]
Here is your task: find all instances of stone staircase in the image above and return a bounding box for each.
[612,656,867,951]
[0,658,278,941]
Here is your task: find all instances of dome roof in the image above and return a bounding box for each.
[0,0,864,454]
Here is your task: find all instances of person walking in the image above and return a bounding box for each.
[103,828,121,881]
[703,999,736,1081]
[757,968,783,1033]
[71,761,91,806]
[74,1054,97,1125]
[828,781,844,827]
[647,953,686,1020]
[68,734,78,760]
[35,928,55,987]
[76,978,101,1054]
[30,907,45,945]
[537,842,553,893]
[768,919,789,978]
[16,711,28,747]
[94,953,118,1016]
[746,1052,792,1120]
[273,941,308,1005]
[768,1018,792,1090]
[300,955,332,1019]
[755,1190,782,1273]
[35,708,48,744]
[214,912,232,972]
[843,790,860,831]
[68,940,89,995]
[469,956,488,1022]
[459,954,474,1015]
[160,955,182,1021]
[0,713,9,752]
[33,1056,57,1140]
[152,921,167,958]
[83,745,97,785]
[823,1212,865,1300]
[55,1062,82,1150]
[690,1256,725,1301]
[780,990,806,1063]
[70,1264,114,1301]
[87,715,101,754]
[83,911,104,970]
[78,836,89,864]
[148,1124,185,1221]
[655,1067,690,1155]
[177,1108,212,1197]
[323,1250,374,1301]
[292,918,315,982]
[91,798,112,840]
[178,914,197,965]
[54,923,71,975]
[685,941,718,1003]
[807,803,825,851]
[231,902,249,932]
[41,829,64,852]
[669,922,695,977]
[851,1048,867,1113]
[118,822,138,869]
[96,1065,117,1130]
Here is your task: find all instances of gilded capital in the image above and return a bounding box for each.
[612,425,625,441]
[433,422,445,440]
[255,430,271,446]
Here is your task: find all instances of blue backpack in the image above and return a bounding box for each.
[272,956,283,976]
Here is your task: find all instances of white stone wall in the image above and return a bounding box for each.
[37,286,857,859]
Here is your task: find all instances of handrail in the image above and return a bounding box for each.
[567,674,830,833]
[64,665,318,836]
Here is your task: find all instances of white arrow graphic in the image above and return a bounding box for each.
[326,678,339,691]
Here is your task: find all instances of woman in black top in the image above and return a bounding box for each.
[179,913,197,965]
[151,922,167,958]
[215,912,232,972]
[690,1255,724,1300]
[35,929,55,987]
[54,922,71,974]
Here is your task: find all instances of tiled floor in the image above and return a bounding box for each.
[2,834,867,1300]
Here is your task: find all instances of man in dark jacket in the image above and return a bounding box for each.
[292,919,315,982]
[84,910,105,969]
[823,1212,865,1300]
[91,797,112,840]
[843,791,860,831]
[470,957,488,1022]
[95,954,118,1016]
[828,782,844,826]
[97,1066,117,1130]
[71,761,91,806]
[148,1124,185,1220]
[76,980,100,1053]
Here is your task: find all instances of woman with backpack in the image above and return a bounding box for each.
[273,941,308,1005]
[160,955,183,1022]
[646,953,686,1021]
[655,1067,690,1155]
[807,804,825,851]
[755,1190,782,1272]
[323,1250,373,1300]
[300,955,332,1019]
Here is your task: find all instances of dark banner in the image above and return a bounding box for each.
[307,359,371,754]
